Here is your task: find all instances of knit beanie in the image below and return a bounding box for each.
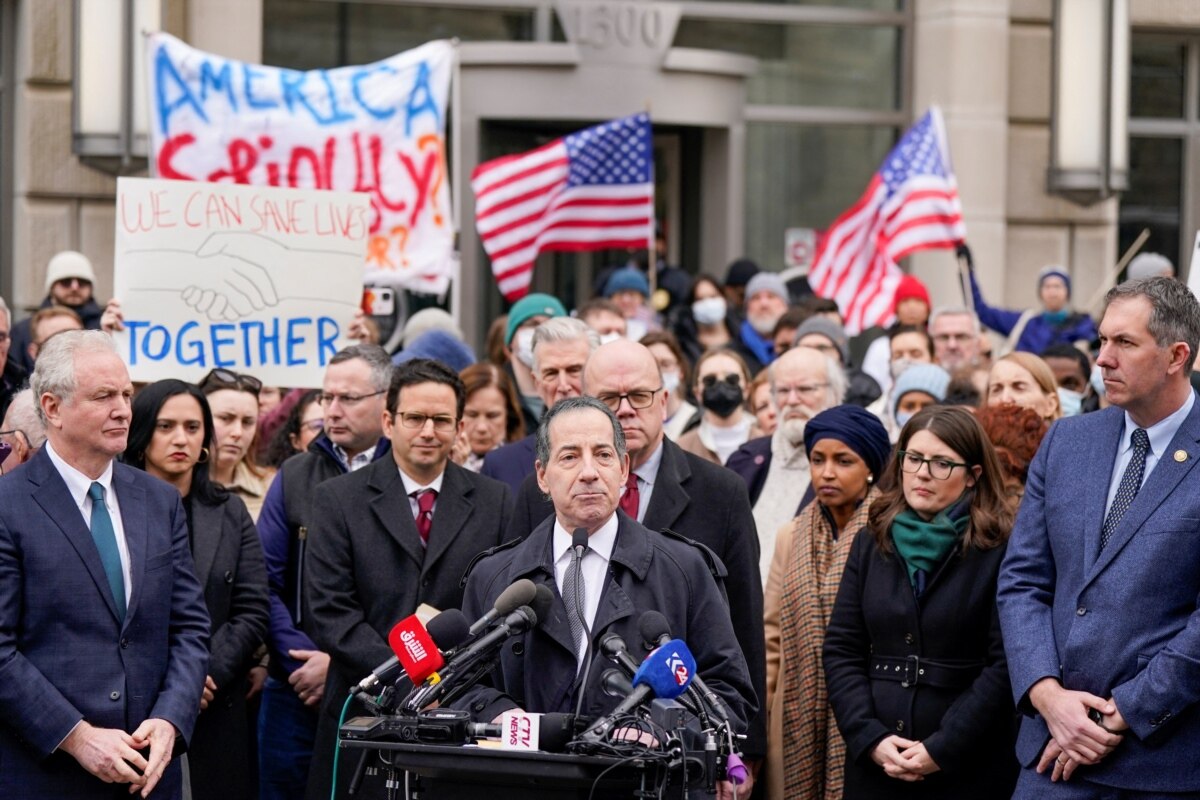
[1038,265,1071,297]
[892,363,951,417]
[794,317,849,365]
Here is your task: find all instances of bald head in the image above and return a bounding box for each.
[584,340,666,467]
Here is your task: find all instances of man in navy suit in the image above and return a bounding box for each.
[999,277,1200,796]
[0,330,209,797]
[481,317,598,497]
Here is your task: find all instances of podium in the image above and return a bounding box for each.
[338,740,647,800]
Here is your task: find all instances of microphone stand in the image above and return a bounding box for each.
[570,528,595,733]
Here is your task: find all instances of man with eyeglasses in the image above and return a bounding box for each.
[929,305,983,372]
[727,346,849,582]
[303,358,511,800]
[7,251,106,376]
[255,344,393,800]
[505,339,768,788]
[0,388,47,472]
[482,317,600,498]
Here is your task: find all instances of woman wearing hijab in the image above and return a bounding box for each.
[763,405,892,800]
[124,380,269,800]
[824,406,1016,799]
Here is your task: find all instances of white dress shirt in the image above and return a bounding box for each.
[45,442,132,605]
[553,514,618,666]
[626,439,665,522]
[399,467,446,519]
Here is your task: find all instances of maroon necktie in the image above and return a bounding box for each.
[413,489,437,545]
[619,471,640,520]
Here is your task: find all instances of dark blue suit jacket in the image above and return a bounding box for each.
[480,433,537,500]
[0,449,210,797]
[998,399,1200,792]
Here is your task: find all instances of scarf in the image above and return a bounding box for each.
[777,488,877,800]
[1042,309,1069,326]
[739,317,775,365]
[891,496,971,586]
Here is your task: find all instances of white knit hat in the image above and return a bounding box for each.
[44,251,96,293]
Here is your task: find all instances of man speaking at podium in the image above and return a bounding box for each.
[458,396,755,796]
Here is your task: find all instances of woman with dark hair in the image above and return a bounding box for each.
[452,362,525,471]
[200,368,275,520]
[824,406,1017,799]
[673,275,738,363]
[676,346,757,464]
[125,380,269,800]
[263,389,323,468]
[763,405,892,800]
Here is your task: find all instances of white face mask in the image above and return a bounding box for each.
[1058,386,1084,417]
[692,297,727,326]
[1090,363,1106,397]
[890,358,913,380]
[662,370,681,394]
[514,328,536,368]
[598,332,623,346]
[895,411,914,428]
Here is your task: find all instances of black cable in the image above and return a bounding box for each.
[570,543,596,727]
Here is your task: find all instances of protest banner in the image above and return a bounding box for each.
[146,32,454,294]
[113,176,370,387]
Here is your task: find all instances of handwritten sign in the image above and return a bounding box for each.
[113,176,370,387]
[146,32,453,294]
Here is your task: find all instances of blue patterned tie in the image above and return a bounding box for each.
[88,483,126,621]
[1101,428,1150,551]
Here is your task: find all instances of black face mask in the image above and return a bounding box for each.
[701,381,744,419]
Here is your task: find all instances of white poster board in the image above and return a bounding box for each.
[113,176,370,387]
[1188,230,1200,299]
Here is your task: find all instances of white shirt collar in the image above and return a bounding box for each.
[553,512,619,566]
[632,438,665,486]
[398,466,446,496]
[1120,390,1195,458]
[45,440,114,503]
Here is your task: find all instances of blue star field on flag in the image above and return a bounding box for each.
[880,111,950,192]
[564,113,653,187]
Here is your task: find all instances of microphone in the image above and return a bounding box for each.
[600,632,642,677]
[601,668,634,699]
[580,638,696,742]
[467,712,578,753]
[355,615,439,693]
[639,611,732,726]
[426,608,472,652]
[530,583,554,624]
[571,527,588,558]
[467,579,537,636]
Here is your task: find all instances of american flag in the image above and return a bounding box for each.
[472,114,654,301]
[810,107,966,335]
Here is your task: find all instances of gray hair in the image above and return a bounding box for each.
[768,348,848,411]
[0,295,8,327]
[929,305,981,336]
[531,316,600,374]
[328,344,393,391]
[535,395,626,468]
[1104,277,1200,372]
[2,389,47,449]
[30,330,118,424]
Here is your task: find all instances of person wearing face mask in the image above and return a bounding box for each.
[673,275,744,366]
[677,347,757,465]
[577,297,628,345]
[640,331,698,441]
[1039,343,1100,416]
[727,347,849,581]
[603,267,660,341]
[890,363,951,441]
[502,293,567,435]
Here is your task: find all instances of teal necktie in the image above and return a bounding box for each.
[88,482,126,621]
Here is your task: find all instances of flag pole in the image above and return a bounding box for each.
[1086,227,1149,316]
[644,106,657,299]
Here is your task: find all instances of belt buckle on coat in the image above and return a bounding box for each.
[901,655,922,688]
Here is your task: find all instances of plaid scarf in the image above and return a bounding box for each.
[779,488,877,800]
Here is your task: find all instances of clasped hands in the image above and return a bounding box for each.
[871,735,940,781]
[1030,678,1127,782]
[61,718,176,796]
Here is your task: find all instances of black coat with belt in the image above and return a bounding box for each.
[302,457,511,800]
[506,437,768,757]
[186,493,270,800]
[823,528,1016,800]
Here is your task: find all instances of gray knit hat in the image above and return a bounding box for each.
[892,363,950,416]
[794,317,849,365]
[743,272,788,307]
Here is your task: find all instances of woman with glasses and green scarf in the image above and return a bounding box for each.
[823,406,1017,799]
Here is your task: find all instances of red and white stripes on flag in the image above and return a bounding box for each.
[810,107,967,335]
[472,114,654,301]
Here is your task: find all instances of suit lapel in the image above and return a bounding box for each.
[1085,402,1200,583]
[367,459,425,568]
[189,497,223,588]
[1081,411,1125,572]
[643,440,689,533]
[28,451,122,624]
[114,466,148,628]
[423,463,473,575]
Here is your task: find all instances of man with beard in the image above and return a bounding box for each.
[7,251,105,375]
[726,346,847,582]
[735,272,792,373]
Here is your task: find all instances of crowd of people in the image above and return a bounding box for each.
[1,245,1199,800]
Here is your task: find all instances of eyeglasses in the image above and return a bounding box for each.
[0,429,29,451]
[773,383,829,401]
[932,333,974,344]
[318,390,386,408]
[596,388,662,411]
[55,277,91,288]
[200,368,263,396]
[299,419,325,433]
[700,373,742,389]
[396,412,457,432]
[897,450,970,480]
